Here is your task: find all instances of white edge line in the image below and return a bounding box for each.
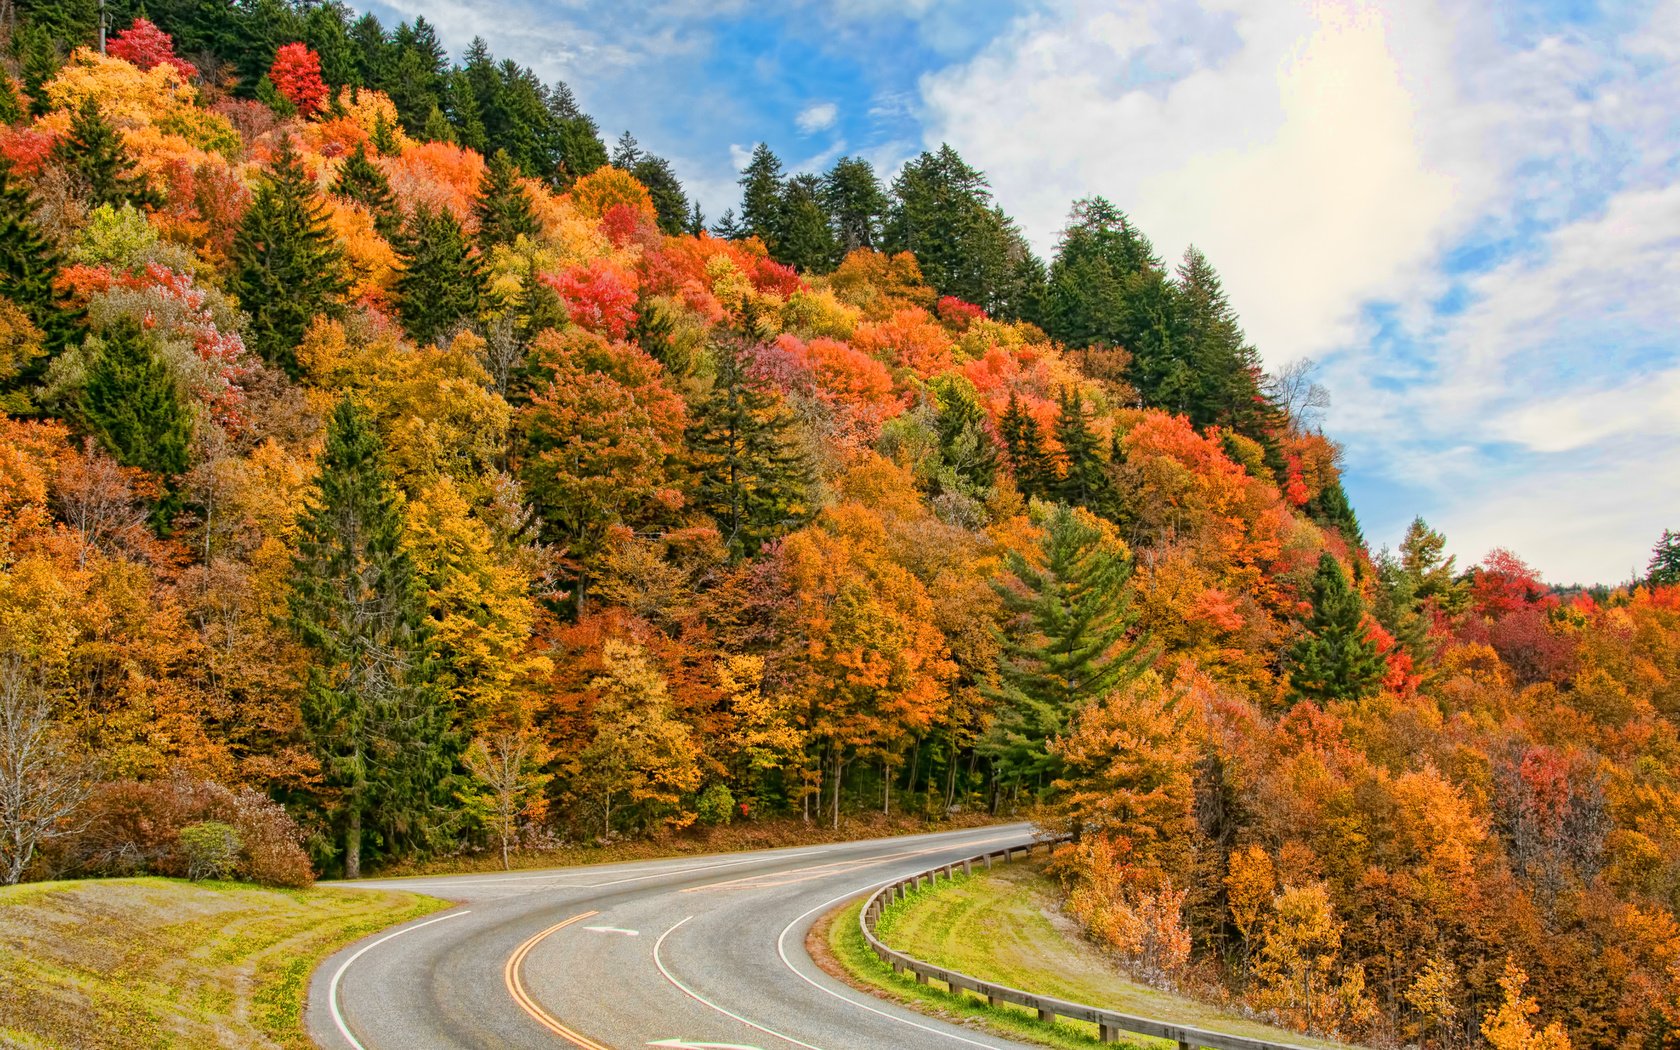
[328,909,472,1050]
[774,881,1008,1049]
[653,915,826,1050]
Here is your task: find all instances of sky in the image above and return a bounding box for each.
[363,0,1680,586]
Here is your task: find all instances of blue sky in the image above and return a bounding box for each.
[366,0,1680,586]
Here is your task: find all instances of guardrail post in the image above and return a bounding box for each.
[962,858,971,875]
[1037,1006,1053,1023]
[1099,1022,1118,1043]
[983,852,992,869]
[916,970,929,986]
[987,993,1000,1008]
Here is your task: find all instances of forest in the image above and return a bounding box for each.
[2,3,1680,1047]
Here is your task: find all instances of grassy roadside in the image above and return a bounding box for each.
[0,877,448,1050]
[377,808,1023,878]
[817,863,1344,1050]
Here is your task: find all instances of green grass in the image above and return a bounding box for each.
[0,876,448,1049]
[827,863,1345,1050]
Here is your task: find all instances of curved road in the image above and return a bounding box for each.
[307,822,1043,1050]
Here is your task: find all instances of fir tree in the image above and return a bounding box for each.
[999,392,1055,501]
[473,148,538,249]
[0,158,81,384]
[1309,475,1365,547]
[74,317,192,526]
[287,397,458,878]
[53,99,159,209]
[685,336,811,557]
[1650,530,1680,587]
[823,155,887,255]
[982,504,1148,791]
[395,203,484,346]
[1053,387,1112,513]
[738,143,785,250]
[331,142,402,240]
[0,74,22,125]
[1174,246,1278,438]
[230,133,349,375]
[931,375,998,496]
[1286,553,1386,706]
[776,173,838,273]
[710,208,745,240]
[444,68,487,153]
[626,152,689,236]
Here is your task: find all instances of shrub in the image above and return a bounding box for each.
[178,821,241,880]
[696,782,735,826]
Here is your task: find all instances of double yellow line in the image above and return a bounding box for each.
[502,910,612,1050]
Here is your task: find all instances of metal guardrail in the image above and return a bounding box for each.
[858,836,1324,1050]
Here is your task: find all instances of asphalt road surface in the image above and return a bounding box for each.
[306,822,1044,1050]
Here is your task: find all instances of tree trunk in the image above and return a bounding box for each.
[882,754,890,816]
[345,807,362,880]
[831,749,843,830]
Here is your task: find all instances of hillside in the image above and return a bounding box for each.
[0,8,1678,1050]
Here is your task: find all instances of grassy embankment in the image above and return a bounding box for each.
[818,862,1345,1050]
[0,877,448,1049]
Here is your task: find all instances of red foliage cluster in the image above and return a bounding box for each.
[269,43,329,118]
[542,259,639,340]
[936,295,986,330]
[108,18,198,81]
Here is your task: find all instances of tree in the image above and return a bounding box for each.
[73,318,192,524]
[287,397,456,877]
[1249,882,1344,1028]
[1399,516,1469,614]
[777,173,838,273]
[107,18,197,80]
[1054,387,1113,513]
[473,148,539,249]
[269,42,329,117]
[738,143,785,249]
[823,156,887,254]
[0,159,81,378]
[625,151,689,236]
[685,336,811,557]
[1286,553,1386,706]
[53,99,159,209]
[710,208,745,240]
[0,659,89,885]
[984,505,1148,791]
[931,375,998,496]
[332,142,402,239]
[575,639,701,837]
[395,203,484,346]
[1649,529,1680,587]
[1174,246,1274,438]
[460,730,549,869]
[1482,960,1572,1050]
[999,392,1056,500]
[230,134,349,375]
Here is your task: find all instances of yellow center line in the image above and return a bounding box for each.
[680,832,1022,893]
[502,909,610,1050]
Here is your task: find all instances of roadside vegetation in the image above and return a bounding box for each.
[0,878,446,1049]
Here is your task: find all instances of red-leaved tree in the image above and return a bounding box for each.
[108,18,198,81]
[269,43,328,117]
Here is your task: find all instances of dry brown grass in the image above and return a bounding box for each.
[0,877,446,1049]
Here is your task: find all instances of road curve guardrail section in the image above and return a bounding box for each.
[857,836,1325,1050]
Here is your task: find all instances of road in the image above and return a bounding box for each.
[306,822,1043,1050]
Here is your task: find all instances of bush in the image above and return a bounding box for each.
[178,821,241,880]
[696,782,735,826]
[56,776,314,887]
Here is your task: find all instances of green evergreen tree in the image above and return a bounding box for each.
[685,337,811,557]
[1649,530,1680,587]
[1053,387,1112,512]
[230,133,349,375]
[822,155,887,255]
[931,374,998,495]
[1372,547,1434,670]
[1174,246,1278,438]
[472,148,538,249]
[1286,553,1386,706]
[710,208,745,240]
[331,142,402,239]
[776,173,838,273]
[627,152,689,236]
[999,392,1055,501]
[303,1,361,89]
[0,158,81,384]
[0,74,23,125]
[53,99,159,209]
[738,143,786,250]
[395,202,484,346]
[287,397,458,878]
[74,318,192,527]
[370,111,401,156]
[1308,475,1365,547]
[444,68,487,153]
[982,504,1148,792]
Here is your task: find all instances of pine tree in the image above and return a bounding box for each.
[685,336,811,557]
[288,397,458,878]
[472,148,538,249]
[738,143,785,250]
[230,133,349,375]
[931,375,998,495]
[444,68,487,153]
[1309,475,1365,547]
[999,392,1055,501]
[74,318,192,526]
[0,159,81,386]
[1175,246,1274,437]
[823,155,887,255]
[395,202,484,346]
[1649,530,1680,587]
[1053,387,1112,513]
[331,142,402,239]
[710,208,745,240]
[627,152,689,236]
[0,74,22,125]
[776,173,838,272]
[53,99,159,209]
[983,504,1148,792]
[1286,553,1386,706]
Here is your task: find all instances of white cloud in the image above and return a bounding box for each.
[728,143,755,171]
[795,102,840,133]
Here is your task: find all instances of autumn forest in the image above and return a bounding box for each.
[1,2,1679,1047]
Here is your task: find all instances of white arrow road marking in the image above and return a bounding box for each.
[653,916,825,1050]
[583,925,641,936]
[329,909,472,1050]
[647,1041,767,1049]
